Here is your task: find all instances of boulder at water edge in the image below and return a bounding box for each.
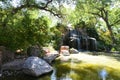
[43,53,59,64]
[22,57,53,77]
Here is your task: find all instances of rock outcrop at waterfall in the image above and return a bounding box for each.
[62,26,97,51]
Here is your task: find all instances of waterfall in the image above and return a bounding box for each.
[85,37,88,51]
[89,37,97,51]
[94,39,97,51]
[77,38,81,51]
[63,27,97,51]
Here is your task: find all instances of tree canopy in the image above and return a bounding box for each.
[0,0,120,51]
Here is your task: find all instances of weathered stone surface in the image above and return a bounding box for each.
[61,50,70,56]
[22,57,53,77]
[43,53,59,64]
[60,46,70,56]
[0,59,25,77]
[60,46,69,54]
[70,48,79,54]
[2,59,25,70]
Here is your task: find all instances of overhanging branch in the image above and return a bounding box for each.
[110,19,120,26]
[11,0,62,18]
[43,0,53,8]
[90,12,102,17]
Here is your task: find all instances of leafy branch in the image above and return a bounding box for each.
[12,0,62,18]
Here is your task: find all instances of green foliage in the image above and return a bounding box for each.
[74,0,120,51]
[0,0,120,52]
[50,23,66,50]
[0,8,52,51]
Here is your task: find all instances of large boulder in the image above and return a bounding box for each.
[22,57,53,77]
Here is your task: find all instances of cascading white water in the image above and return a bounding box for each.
[85,37,88,51]
[89,37,97,51]
[77,38,81,51]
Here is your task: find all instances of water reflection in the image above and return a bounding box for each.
[59,74,72,80]
[50,66,73,80]
[51,68,57,80]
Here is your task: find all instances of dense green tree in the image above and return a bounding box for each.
[0,0,62,50]
[75,0,120,47]
[0,0,120,51]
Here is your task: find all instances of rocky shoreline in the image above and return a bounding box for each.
[0,53,59,78]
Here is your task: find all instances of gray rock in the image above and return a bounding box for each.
[22,57,53,77]
[43,53,59,64]
[61,50,70,56]
[2,59,25,70]
[0,59,25,77]
[70,48,79,54]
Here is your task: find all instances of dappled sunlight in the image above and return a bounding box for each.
[56,52,120,80]
[69,52,120,69]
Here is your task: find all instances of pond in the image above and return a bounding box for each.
[1,53,120,80]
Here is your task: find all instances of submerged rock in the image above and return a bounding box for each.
[22,57,53,77]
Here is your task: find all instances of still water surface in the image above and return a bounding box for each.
[1,58,119,80]
[1,58,81,80]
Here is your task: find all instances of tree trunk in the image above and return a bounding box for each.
[106,21,115,46]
